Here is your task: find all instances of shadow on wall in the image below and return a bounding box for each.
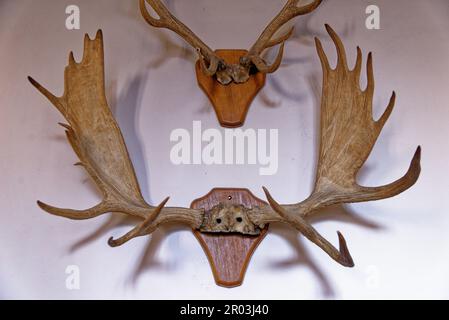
[268,204,382,298]
[68,71,152,255]
[113,73,151,201]
[67,70,193,286]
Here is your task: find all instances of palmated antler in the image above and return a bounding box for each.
[139,0,322,84]
[260,25,421,267]
[28,30,203,247]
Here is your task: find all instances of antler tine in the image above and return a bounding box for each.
[249,42,286,74]
[108,197,169,247]
[27,76,64,113]
[139,0,223,75]
[246,0,323,73]
[263,188,354,267]
[353,46,363,78]
[196,48,220,76]
[323,23,349,69]
[264,26,295,50]
[37,201,111,220]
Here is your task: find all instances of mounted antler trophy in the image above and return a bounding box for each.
[29,25,421,287]
[139,0,323,127]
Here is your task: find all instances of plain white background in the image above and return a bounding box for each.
[1,0,448,299]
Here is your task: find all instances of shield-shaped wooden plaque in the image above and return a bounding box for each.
[191,188,269,288]
[196,50,266,128]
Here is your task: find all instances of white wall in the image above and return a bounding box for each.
[0,0,448,299]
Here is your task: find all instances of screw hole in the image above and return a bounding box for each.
[216,218,222,224]
[236,217,243,223]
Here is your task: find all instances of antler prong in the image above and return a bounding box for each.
[376,91,396,130]
[250,42,286,74]
[264,26,295,50]
[139,0,166,28]
[293,0,323,15]
[263,187,354,267]
[58,123,72,130]
[27,77,64,113]
[314,37,331,73]
[108,197,169,247]
[354,146,422,201]
[37,201,110,220]
[246,0,323,72]
[365,52,375,95]
[68,51,77,65]
[325,24,348,70]
[353,46,363,77]
[139,0,223,78]
[335,231,354,267]
[196,48,220,76]
[83,30,103,60]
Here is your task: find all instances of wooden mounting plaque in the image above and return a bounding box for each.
[191,188,269,288]
[196,50,266,128]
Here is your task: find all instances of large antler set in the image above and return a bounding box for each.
[29,25,421,268]
[140,0,322,84]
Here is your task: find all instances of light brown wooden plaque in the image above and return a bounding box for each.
[195,50,266,128]
[191,188,269,288]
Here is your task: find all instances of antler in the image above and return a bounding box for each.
[139,0,224,77]
[28,30,203,247]
[260,25,421,267]
[139,0,322,84]
[244,0,323,74]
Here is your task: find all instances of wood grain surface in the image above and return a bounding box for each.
[191,188,269,288]
[196,50,266,128]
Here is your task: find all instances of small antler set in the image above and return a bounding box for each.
[140,0,322,85]
[29,22,421,269]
